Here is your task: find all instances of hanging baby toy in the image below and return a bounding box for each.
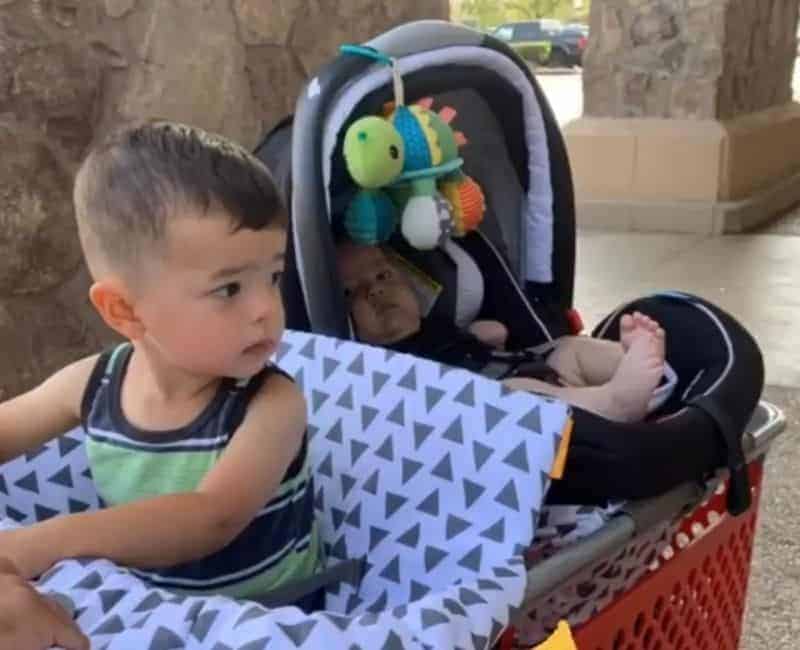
[340,45,485,250]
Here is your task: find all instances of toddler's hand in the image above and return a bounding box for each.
[0,556,89,650]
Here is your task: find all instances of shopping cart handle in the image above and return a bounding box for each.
[687,395,751,516]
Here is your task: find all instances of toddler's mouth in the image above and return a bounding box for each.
[243,339,276,357]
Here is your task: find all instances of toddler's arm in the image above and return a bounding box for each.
[0,372,308,578]
[0,356,96,464]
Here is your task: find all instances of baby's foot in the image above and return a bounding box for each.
[606,332,665,422]
[620,311,662,351]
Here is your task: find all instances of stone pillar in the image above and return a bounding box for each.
[565,0,800,233]
[0,0,449,397]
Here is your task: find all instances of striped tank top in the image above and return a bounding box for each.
[81,343,321,599]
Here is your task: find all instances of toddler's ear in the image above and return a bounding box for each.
[88,279,144,341]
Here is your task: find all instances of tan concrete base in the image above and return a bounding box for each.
[564,103,800,233]
[577,166,800,234]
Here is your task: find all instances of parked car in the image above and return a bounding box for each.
[492,20,587,67]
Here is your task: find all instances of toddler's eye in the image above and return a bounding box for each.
[212,282,241,298]
[271,271,284,287]
[342,287,353,300]
[376,269,392,282]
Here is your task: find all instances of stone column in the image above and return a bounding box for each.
[565,0,800,233]
[0,0,448,396]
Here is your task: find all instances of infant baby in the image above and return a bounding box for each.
[336,240,666,423]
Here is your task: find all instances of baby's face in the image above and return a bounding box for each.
[336,243,422,345]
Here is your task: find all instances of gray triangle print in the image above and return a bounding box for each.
[442,416,464,444]
[443,598,467,617]
[363,470,380,495]
[376,435,394,462]
[480,518,506,543]
[148,627,184,650]
[25,445,47,461]
[351,439,369,465]
[380,556,401,583]
[432,453,454,482]
[382,631,405,650]
[459,587,488,606]
[425,386,446,413]
[131,614,151,629]
[369,526,390,552]
[493,566,518,579]
[387,400,405,426]
[312,389,329,413]
[336,386,354,409]
[402,457,424,484]
[368,591,388,614]
[191,610,219,642]
[398,366,417,390]
[341,474,357,498]
[425,545,448,571]
[373,371,391,397]
[397,522,421,548]
[92,615,124,636]
[0,474,6,495]
[68,498,91,514]
[463,479,485,509]
[410,580,431,601]
[414,422,435,449]
[485,404,507,433]
[477,579,503,591]
[421,608,450,629]
[362,405,379,430]
[276,340,292,362]
[502,441,530,473]
[418,489,439,517]
[14,470,38,494]
[323,613,352,632]
[299,338,316,359]
[133,592,164,612]
[317,452,333,478]
[323,356,341,380]
[235,605,265,628]
[471,634,488,649]
[473,441,493,471]
[35,504,59,521]
[454,381,475,406]
[58,435,82,457]
[446,514,471,540]
[385,492,408,519]
[277,620,317,647]
[495,480,520,511]
[238,639,271,650]
[345,503,361,528]
[98,589,126,614]
[518,405,542,433]
[326,420,344,444]
[490,619,505,645]
[48,465,73,488]
[74,572,103,590]
[347,353,365,375]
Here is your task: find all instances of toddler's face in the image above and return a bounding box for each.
[133,213,287,379]
[336,243,421,345]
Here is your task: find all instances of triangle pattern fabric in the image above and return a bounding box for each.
[0,329,570,650]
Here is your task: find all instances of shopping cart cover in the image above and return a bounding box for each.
[0,330,571,649]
